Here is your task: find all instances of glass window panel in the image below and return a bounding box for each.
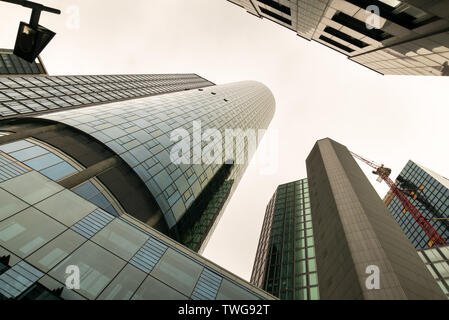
[98,264,147,300]
[0,171,64,205]
[23,153,63,171]
[38,275,87,300]
[295,288,308,300]
[89,193,112,210]
[35,189,97,226]
[434,262,449,278]
[91,219,148,261]
[426,249,444,262]
[9,145,48,162]
[440,247,449,260]
[308,259,317,272]
[150,248,203,297]
[40,162,77,181]
[72,181,99,200]
[309,273,318,286]
[295,260,306,275]
[49,241,126,299]
[0,140,34,153]
[0,207,66,258]
[27,229,86,272]
[437,281,448,295]
[310,286,320,300]
[132,275,188,300]
[0,188,29,222]
[295,275,307,288]
[216,278,260,300]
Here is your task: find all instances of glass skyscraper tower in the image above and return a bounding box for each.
[251,179,319,300]
[385,160,449,249]
[0,70,276,300]
[0,74,275,252]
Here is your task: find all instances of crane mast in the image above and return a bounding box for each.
[350,152,447,247]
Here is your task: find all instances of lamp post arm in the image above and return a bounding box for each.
[0,0,61,14]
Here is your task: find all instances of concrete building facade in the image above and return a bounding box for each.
[227,0,449,75]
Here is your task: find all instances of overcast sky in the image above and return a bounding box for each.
[1,0,448,282]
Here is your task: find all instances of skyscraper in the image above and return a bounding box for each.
[0,74,214,119]
[251,179,319,300]
[0,75,275,253]
[227,0,449,76]
[0,71,276,299]
[384,160,449,249]
[251,138,446,300]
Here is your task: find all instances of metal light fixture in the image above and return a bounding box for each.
[1,0,60,62]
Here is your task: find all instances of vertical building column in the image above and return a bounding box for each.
[306,138,446,300]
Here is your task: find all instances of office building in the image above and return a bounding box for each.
[0,70,276,299]
[251,138,446,300]
[0,49,47,76]
[0,74,214,119]
[227,0,449,75]
[251,178,319,300]
[417,245,449,299]
[0,75,275,253]
[385,160,449,249]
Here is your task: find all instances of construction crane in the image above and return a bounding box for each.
[350,152,448,247]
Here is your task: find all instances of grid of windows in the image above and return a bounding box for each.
[387,160,449,249]
[0,169,273,300]
[229,0,328,40]
[351,34,449,76]
[0,74,214,118]
[37,81,276,241]
[228,1,449,76]
[251,179,319,300]
[418,246,449,299]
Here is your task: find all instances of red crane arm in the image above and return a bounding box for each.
[351,152,382,170]
[351,151,448,247]
[382,174,447,246]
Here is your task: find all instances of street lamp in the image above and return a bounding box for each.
[1,0,60,62]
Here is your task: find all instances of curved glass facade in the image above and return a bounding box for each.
[0,168,275,300]
[35,81,276,250]
[0,134,124,216]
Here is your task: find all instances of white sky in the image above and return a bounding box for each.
[1,0,448,282]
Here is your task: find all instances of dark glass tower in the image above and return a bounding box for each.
[251,179,319,300]
[385,160,449,249]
